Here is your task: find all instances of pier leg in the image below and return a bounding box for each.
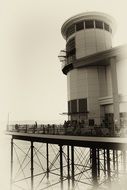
[97,149,100,178]
[59,145,63,190]
[107,149,111,182]
[67,145,70,190]
[104,149,106,175]
[113,150,115,170]
[31,141,34,190]
[10,138,13,190]
[91,148,98,186]
[123,150,126,172]
[46,143,49,179]
[71,146,74,189]
[116,150,119,177]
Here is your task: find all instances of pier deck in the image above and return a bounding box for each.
[6,131,127,150]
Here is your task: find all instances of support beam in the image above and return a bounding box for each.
[116,150,119,177]
[59,145,63,190]
[107,149,111,182]
[67,145,70,190]
[91,148,98,186]
[104,149,106,175]
[97,149,100,177]
[122,150,126,172]
[46,143,49,179]
[113,150,116,170]
[10,138,13,190]
[31,141,34,190]
[71,146,74,189]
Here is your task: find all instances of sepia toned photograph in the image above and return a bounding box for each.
[0,0,127,190]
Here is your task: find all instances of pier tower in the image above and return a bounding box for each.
[60,12,127,133]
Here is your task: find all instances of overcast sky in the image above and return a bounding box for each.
[0,0,127,127]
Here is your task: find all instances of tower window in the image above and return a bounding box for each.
[71,100,77,113]
[85,20,94,29]
[76,22,84,31]
[95,20,103,29]
[104,23,109,32]
[79,99,87,113]
[68,101,71,114]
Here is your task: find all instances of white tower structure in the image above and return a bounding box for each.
[59,12,127,133]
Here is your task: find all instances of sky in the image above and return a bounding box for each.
[0,0,127,128]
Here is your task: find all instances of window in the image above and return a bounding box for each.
[95,20,103,29]
[71,100,77,113]
[76,22,84,31]
[66,24,75,38]
[68,101,71,114]
[85,20,94,29]
[104,23,109,32]
[79,99,87,113]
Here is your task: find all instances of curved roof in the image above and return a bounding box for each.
[61,12,116,39]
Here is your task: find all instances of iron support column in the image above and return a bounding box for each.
[46,143,49,179]
[113,150,115,170]
[116,150,119,177]
[10,138,13,190]
[123,150,126,172]
[71,146,74,189]
[91,148,98,186]
[97,149,100,177]
[67,145,70,189]
[59,145,63,190]
[31,141,34,190]
[104,149,106,175]
[107,149,111,182]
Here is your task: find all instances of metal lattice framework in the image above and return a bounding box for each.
[10,137,127,190]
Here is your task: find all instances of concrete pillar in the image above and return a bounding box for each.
[110,57,120,135]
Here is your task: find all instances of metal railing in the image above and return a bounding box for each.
[6,122,125,137]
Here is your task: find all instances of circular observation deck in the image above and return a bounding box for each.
[61,12,116,39]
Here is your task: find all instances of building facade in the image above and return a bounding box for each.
[60,12,127,132]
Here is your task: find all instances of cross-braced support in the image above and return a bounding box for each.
[10,138,127,190]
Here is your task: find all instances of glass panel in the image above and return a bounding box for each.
[95,20,103,29]
[76,22,84,31]
[68,101,71,114]
[71,100,77,113]
[85,20,94,29]
[79,99,87,113]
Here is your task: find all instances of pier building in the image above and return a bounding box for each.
[59,12,127,135]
